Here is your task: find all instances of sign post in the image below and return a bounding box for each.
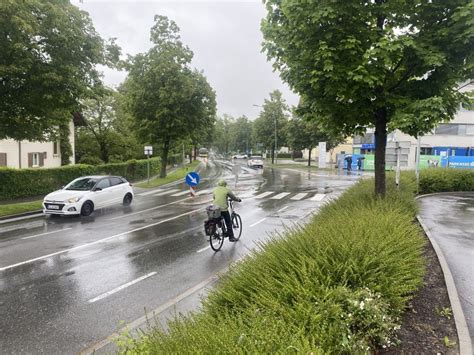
[185,171,200,197]
[144,146,153,184]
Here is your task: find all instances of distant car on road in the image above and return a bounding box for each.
[232,154,248,159]
[248,156,264,169]
[43,175,134,217]
[198,147,208,158]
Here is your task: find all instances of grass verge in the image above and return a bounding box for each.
[0,200,43,218]
[135,161,201,188]
[119,174,426,353]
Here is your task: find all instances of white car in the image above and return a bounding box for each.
[232,154,248,159]
[43,175,134,216]
[248,156,264,169]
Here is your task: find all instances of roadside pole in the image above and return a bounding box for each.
[415,135,421,192]
[144,145,153,184]
[396,142,401,188]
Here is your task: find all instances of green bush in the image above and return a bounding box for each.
[419,168,474,194]
[0,157,161,200]
[277,153,292,159]
[120,176,425,353]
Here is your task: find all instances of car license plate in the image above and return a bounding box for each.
[47,205,60,210]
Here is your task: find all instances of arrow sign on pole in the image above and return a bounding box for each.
[185,172,200,187]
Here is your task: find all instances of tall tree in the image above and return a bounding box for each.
[123,16,216,177]
[287,116,325,167]
[0,0,120,141]
[229,116,253,154]
[253,90,289,164]
[262,0,473,196]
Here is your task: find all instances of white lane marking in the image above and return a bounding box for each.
[137,188,170,196]
[271,192,291,200]
[254,191,274,199]
[311,193,326,201]
[88,272,157,303]
[154,189,180,196]
[197,246,211,253]
[291,192,308,201]
[21,228,73,240]
[80,273,219,354]
[196,189,211,195]
[171,190,191,197]
[108,197,191,220]
[0,207,204,272]
[277,206,288,213]
[250,218,266,227]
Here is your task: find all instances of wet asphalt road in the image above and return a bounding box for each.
[418,193,474,345]
[0,158,362,354]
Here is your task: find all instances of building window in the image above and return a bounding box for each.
[28,152,44,168]
[434,124,474,136]
[0,153,6,166]
[32,153,40,167]
[53,141,58,155]
[420,147,433,155]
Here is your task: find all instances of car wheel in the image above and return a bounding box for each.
[80,201,94,216]
[123,193,133,206]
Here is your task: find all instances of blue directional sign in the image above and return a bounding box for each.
[185,172,200,186]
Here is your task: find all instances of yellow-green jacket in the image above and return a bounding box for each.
[213,186,238,211]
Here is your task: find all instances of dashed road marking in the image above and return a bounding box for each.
[311,193,326,201]
[154,189,180,196]
[21,228,73,240]
[250,218,266,227]
[88,272,157,303]
[291,193,308,201]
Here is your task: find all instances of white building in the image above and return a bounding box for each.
[0,121,76,169]
[353,83,474,170]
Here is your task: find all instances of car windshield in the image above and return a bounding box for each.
[65,178,98,191]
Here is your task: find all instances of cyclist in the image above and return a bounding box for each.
[212,180,241,242]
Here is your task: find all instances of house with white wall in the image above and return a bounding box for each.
[0,121,76,169]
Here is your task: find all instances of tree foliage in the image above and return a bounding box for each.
[0,0,120,141]
[123,15,216,177]
[262,0,473,195]
[253,90,290,163]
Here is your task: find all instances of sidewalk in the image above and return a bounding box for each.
[417,192,474,354]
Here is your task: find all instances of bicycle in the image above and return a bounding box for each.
[205,198,242,252]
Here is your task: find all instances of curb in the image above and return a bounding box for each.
[0,210,43,224]
[416,195,473,355]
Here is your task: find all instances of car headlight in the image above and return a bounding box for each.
[67,196,83,203]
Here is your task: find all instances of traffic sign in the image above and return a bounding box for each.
[144,146,153,155]
[185,172,200,187]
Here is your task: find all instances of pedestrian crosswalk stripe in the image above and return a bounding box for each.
[154,189,180,196]
[271,192,291,200]
[138,188,170,196]
[171,190,190,197]
[311,193,326,201]
[254,191,274,199]
[197,189,211,195]
[291,192,308,200]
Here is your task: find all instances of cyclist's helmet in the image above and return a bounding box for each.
[218,179,227,187]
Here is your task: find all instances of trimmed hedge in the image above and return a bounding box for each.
[0,158,161,200]
[119,174,425,353]
[419,168,474,194]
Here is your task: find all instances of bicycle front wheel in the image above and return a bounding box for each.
[232,213,242,240]
[210,229,224,252]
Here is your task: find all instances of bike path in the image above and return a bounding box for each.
[418,192,474,349]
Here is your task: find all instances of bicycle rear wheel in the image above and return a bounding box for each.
[232,213,242,240]
[210,226,224,252]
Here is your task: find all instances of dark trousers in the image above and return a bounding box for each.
[221,211,233,238]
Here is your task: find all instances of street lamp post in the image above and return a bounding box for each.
[253,104,278,165]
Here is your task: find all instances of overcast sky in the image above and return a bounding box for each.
[72,0,299,119]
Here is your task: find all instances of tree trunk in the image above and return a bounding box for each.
[308,148,312,167]
[271,146,275,164]
[99,141,109,163]
[193,146,197,161]
[189,150,192,164]
[374,108,388,197]
[160,138,170,178]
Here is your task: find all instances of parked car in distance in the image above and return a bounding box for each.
[43,175,134,217]
[232,154,248,159]
[248,156,264,168]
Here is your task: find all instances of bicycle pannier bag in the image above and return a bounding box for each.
[206,205,221,219]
